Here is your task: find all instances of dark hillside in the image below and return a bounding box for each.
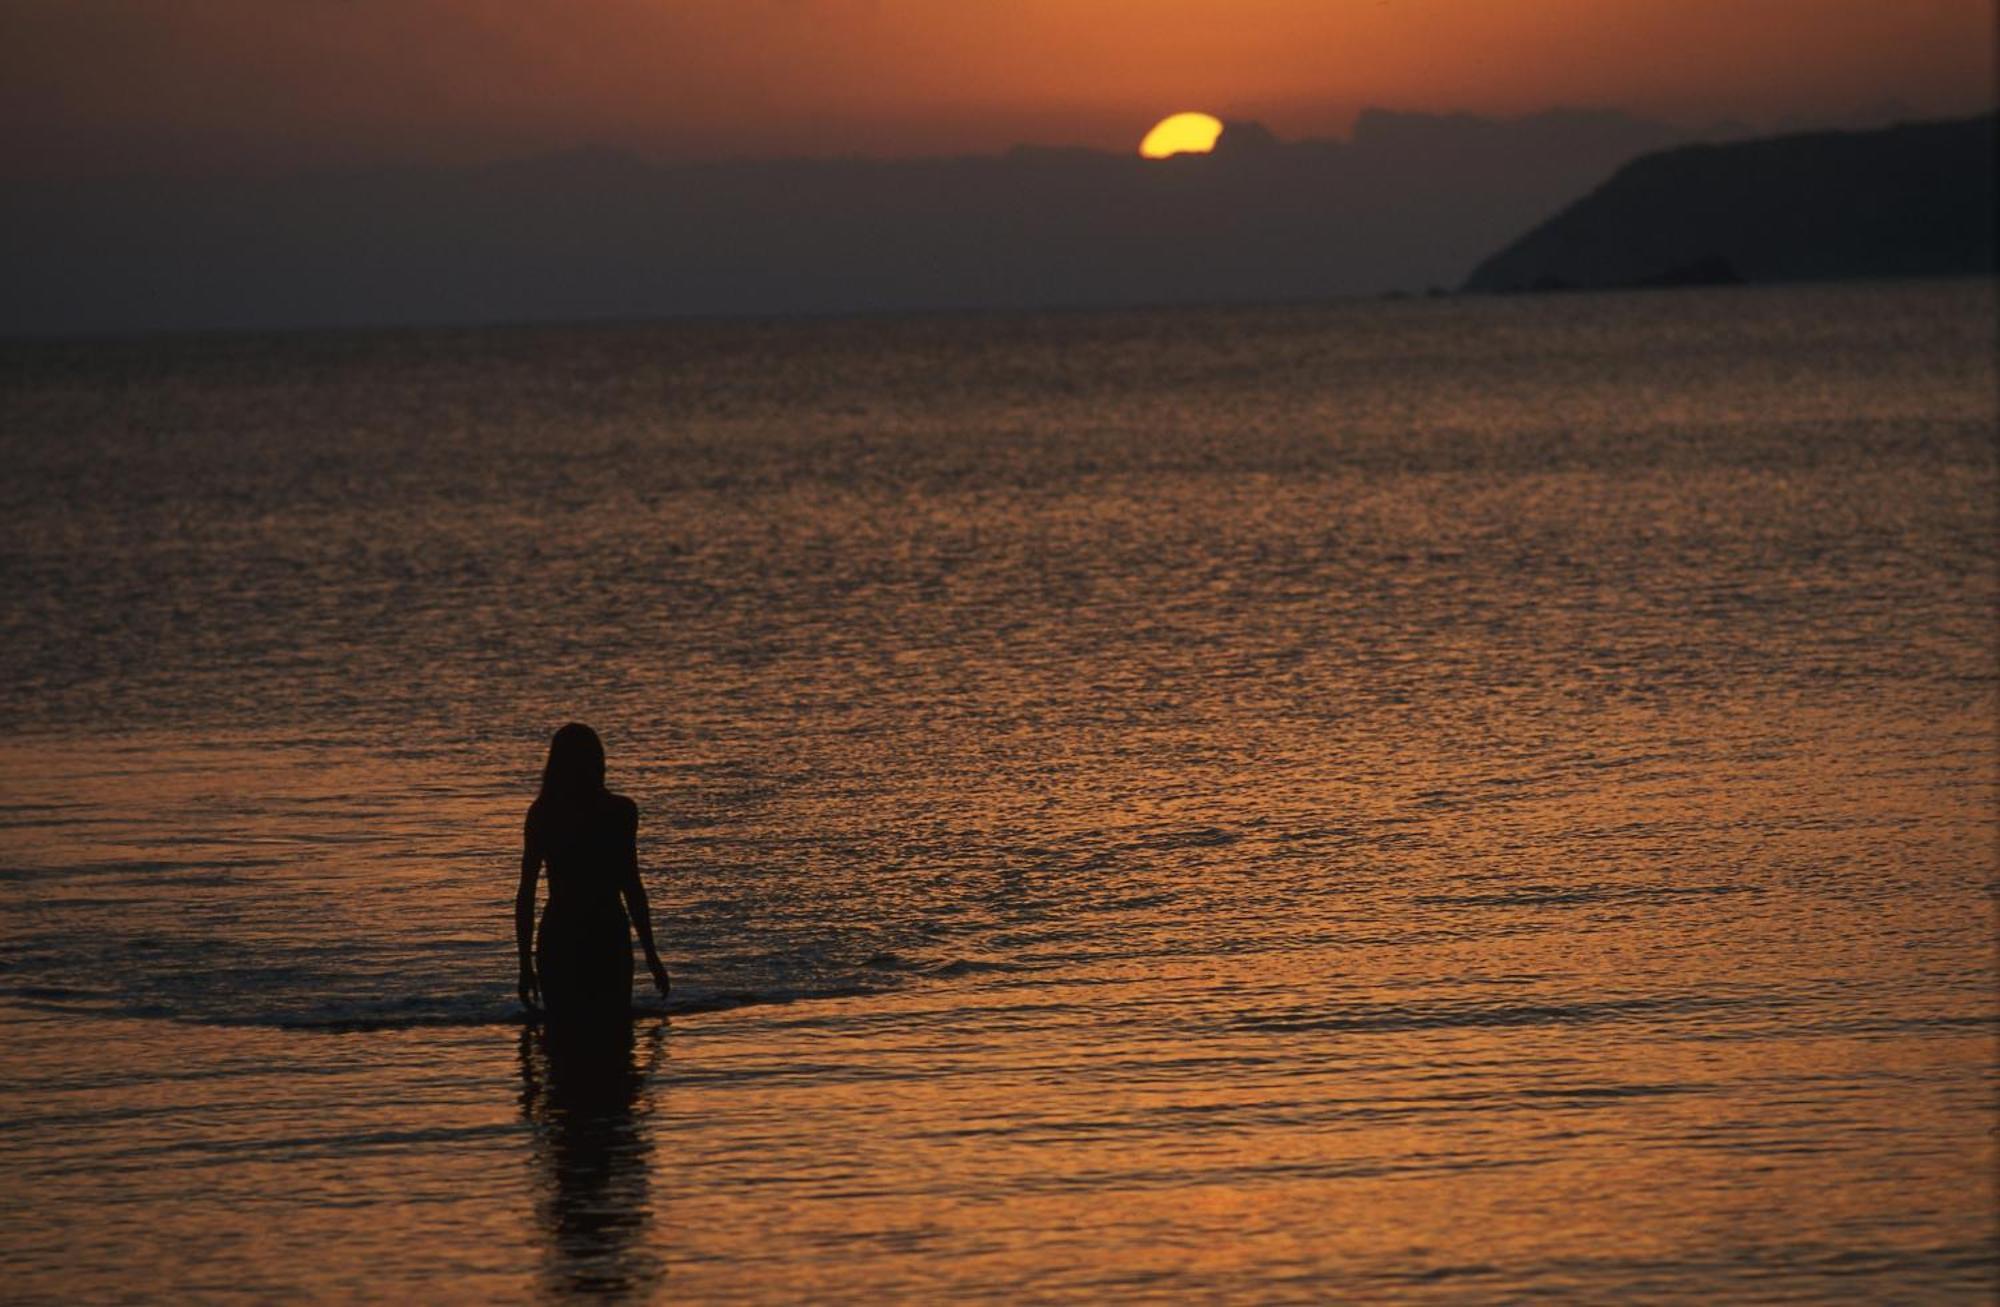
[1462,114,1996,292]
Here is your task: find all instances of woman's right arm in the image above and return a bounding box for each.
[516,815,542,1011]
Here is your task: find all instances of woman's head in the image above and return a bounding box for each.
[540,722,607,801]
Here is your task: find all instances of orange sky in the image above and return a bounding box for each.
[1,0,1993,176]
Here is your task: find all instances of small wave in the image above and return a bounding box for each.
[270,1008,530,1033]
[270,984,878,1031]
[1515,1082,1701,1101]
[10,984,84,1001]
[1233,993,1763,1036]
[916,957,1053,979]
[1131,827,1241,851]
[2,980,882,1033]
[1415,883,1756,909]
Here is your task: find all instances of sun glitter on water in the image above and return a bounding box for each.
[1138,111,1223,159]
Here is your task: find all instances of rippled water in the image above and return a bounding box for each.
[1,281,1995,1301]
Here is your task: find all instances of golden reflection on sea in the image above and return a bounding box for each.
[0,282,1993,1300]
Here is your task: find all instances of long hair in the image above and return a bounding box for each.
[539,722,607,803]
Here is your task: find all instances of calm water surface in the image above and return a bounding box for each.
[1,282,1995,1301]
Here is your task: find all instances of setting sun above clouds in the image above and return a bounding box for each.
[1139,112,1223,158]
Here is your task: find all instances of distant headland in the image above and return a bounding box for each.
[4,108,1991,336]
[1461,114,1997,294]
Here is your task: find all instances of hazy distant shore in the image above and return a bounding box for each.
[0,107,1785,338]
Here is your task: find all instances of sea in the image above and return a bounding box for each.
[1,280,1994,1303]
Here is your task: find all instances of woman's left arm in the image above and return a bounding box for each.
[619,799,671,998]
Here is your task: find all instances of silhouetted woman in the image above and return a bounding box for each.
[517,724,671,1022]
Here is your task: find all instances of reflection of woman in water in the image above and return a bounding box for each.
[517,723,671,1020]
[519,1021,667,1297]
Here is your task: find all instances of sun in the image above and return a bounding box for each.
[1139,112,1224,159]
